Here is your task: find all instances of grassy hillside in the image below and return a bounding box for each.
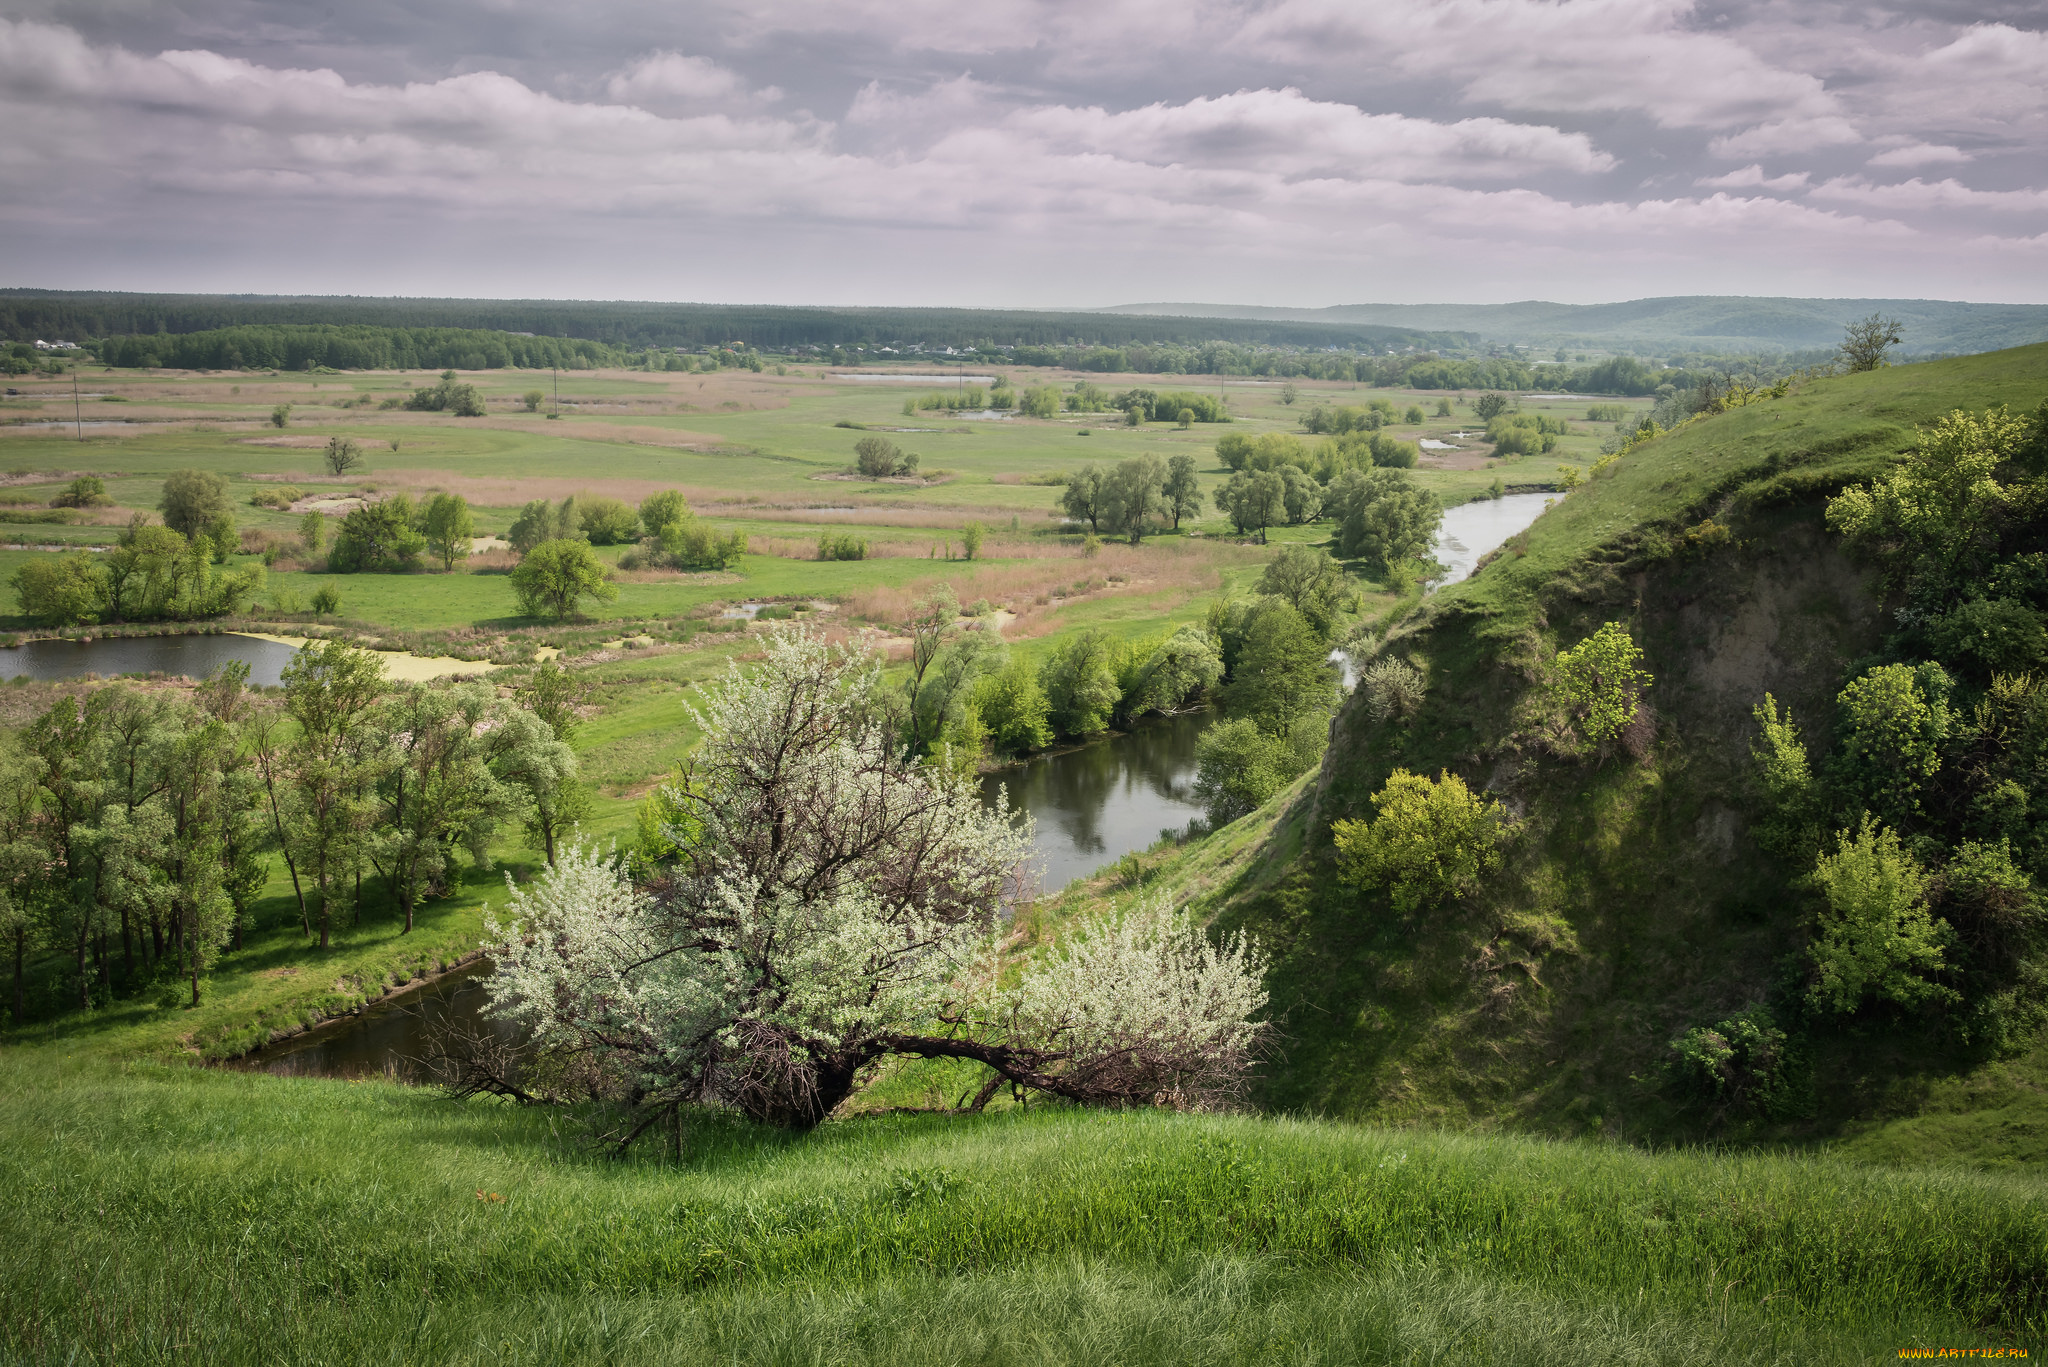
[1192,343,2048,1155]
[3,1049,2040,1364]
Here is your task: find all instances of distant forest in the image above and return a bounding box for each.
[5,290,1832,395]
[0,290,1465,355]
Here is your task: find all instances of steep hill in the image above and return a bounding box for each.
[1103,297,2048,357]
[1180,343,2048,1159]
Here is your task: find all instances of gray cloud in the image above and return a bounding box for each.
[0,1,2043,305]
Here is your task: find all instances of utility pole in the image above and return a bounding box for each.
[72,362,82,442]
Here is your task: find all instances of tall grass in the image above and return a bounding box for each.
[0,1052,2039,1364]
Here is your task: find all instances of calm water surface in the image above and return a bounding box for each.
[980,709,1209,896]
[0,632,302,684]
[233,961,505,1079]
[1433,492,1554,585]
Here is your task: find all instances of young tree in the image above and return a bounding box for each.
[1060,464,1108,533]
[638,489,690,538]
[507,498,574,556]
[1219,598,1334,734]
[515,659,592,744]
[854,436,913,477]
[1826,406,2026,605]
[421,493,475,572]
[961,520,986,561]
[299,509,326,555]
[1806,817,1951,1014]
[323,436,364,476]
[511,538,618,620]
[522,389,545,412]
[1105,455,1167,544]
[1333,768,1510,914]
[1474,393,1509,420]
[577,496,640,545]
[158,468,232,541]
[1833,662,1952,822]
[11,554,107,627]
[279,641,387,950]
[1553,621,1653,749]
[328,497,427,572]
[973,658,1054,755]
[371,682,519,932]
[1257,544,1346,640]
[1837,313,1904,373]
[492,708,585,867]
[1163,453,1202,530]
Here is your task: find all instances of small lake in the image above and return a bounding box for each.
[1433,492,1553,585]
[981,708,1209,896]
[0,632,303,684]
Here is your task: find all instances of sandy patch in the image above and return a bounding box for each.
[234,632,499,681]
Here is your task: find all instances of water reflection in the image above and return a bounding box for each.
[232,961,505,1080]
[0,632,302,684]
[1432,492,1554,585]
[980,709,1210,894]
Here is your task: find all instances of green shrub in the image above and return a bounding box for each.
[1333,768,1511,915]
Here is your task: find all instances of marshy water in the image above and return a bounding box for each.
[0,632,303,685]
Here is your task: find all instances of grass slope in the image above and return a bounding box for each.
[2,1050,2040,1364]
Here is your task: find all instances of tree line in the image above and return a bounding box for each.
[0,645,587,1022]
[96,325,627,373]
[0,289,1455,356]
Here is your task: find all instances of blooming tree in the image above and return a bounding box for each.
[482,628,1268,1135]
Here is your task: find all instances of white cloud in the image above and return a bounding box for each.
[1708,116,1864,160]
[1810,176,2048,214]
[1695,164,1811,191]
[1866,142,1972,169]
[1003,88,1616,181]
[604,51,782,114]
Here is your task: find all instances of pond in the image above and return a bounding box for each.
[981,708,1210,896]
[1433,492,1554,585]
[0,632,303,685]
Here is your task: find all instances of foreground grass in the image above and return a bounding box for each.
[0,1050,2039,1364]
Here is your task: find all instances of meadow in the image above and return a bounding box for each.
[2,1045,2039,1366]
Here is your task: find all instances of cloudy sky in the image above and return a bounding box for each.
[2,0,2044,307]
